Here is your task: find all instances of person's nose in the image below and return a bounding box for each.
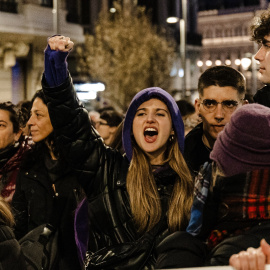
[27,115,34,126]
[254,46,265,62]
[146,113,156,123]
[214,103,225,121]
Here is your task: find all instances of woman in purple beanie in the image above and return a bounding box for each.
[41,35,196,269]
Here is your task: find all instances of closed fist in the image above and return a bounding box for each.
[48,35,74,52]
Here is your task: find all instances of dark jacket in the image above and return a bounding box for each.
[0,224,26,270]
[12,144,82,270]
[42,77,173,268]
[184,122,211,176]
[253,85,270,107]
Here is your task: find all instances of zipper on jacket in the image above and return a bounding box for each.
[52,183,59,197]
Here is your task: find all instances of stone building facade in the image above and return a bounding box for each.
[0,0,84,103]
[197,0,270,95]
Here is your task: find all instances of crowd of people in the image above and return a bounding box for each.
[1,8,270,270]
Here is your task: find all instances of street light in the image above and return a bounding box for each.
[53,0,59,34]
[167,0,187,98]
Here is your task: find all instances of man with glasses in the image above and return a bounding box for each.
[184,66,248,176]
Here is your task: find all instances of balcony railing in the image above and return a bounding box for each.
[0,0,18,13]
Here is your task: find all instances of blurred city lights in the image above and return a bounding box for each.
[166,17,179,23]
[197,60,203,67]
[241,57,252,70]
[74,82,105,100]
[225,59,231,65]
[235,59,241,66]
[178,68,184,77]
[206,60,212,66]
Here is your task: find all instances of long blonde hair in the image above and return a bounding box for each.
[0,196,15,227]
[126,137,193,234]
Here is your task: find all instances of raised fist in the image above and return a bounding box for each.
[48,35,74,52]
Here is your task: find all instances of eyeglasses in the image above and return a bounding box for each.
[200,99,240,113]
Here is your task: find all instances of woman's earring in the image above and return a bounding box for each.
[169,134,174,143]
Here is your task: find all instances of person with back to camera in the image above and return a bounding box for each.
[12,89,83,269]
[0,102,31,203]
[176,99,201,136]
[184,66,248,177]
[41,35,195,269]
[156,103,270,269]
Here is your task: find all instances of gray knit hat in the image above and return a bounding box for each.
[210,104,270,176]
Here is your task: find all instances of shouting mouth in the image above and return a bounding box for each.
[144,127,158,143]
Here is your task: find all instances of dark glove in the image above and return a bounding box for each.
[44,36,69,87]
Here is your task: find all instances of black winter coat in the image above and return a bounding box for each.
[12,145,82,270]
[253,85,270,108]
[42,76,171,266]
[184,122,211,177]
[0,224,26,270]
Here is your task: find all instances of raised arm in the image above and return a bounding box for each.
[42,36,107,189]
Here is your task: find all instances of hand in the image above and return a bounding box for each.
[44,35,73,87]
[48,35,74,52]
[229,239,270,270]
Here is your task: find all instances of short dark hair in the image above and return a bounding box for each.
[251,10,270,43]
[100,110,123,127]
[0,101,22,133]
[198,66,246,98]
[176,100,195,117]
[16,100,31,128]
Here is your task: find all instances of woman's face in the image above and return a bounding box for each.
[132,98,173,164]
[27,97,53,142]
[0,109,21,150]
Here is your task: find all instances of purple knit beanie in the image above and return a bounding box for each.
[210,104,270,176]
[122,87,185,162]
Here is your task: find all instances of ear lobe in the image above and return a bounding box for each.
[195,99,201,116]
[170,129,175,136]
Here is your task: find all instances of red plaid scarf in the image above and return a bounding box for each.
[207,169,270,249]
[219,169,270,220]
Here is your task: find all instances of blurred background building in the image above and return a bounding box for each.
[0,0,270,105]
[197,0,270,96]
[0,0,84,103]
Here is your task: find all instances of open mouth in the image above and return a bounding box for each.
[144,128,158,136]
[144,128,158,143]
